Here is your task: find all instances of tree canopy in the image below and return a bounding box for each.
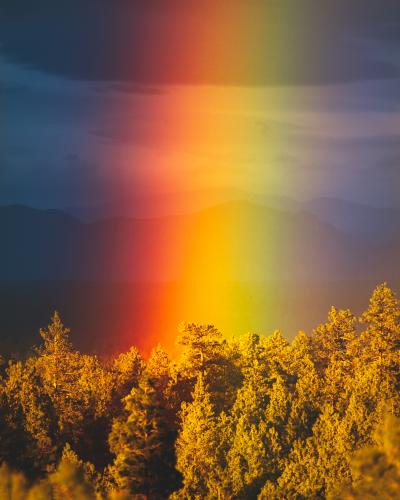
[0,284,400,498]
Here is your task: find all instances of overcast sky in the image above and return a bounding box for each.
[1,0,400,215]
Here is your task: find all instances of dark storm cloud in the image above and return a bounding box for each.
[1,0,400,85]
[1,1,400,213]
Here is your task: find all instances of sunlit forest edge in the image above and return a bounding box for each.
[1,283,400,498]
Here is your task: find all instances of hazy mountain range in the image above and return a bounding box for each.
[64,194,400,242]
[1,199,399,282]
[1,199,399,354]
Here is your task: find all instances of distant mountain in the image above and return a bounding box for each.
[64,190,302,221]
[1,202,399,354]
[65,194,400,246]
[303,197,400,243]
[1,201,397,283]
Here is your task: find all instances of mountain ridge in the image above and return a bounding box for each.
[1,201,397,282]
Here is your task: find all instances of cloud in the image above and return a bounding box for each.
[1,20,400,214]
[1,0,400,85]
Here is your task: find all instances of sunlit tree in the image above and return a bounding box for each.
[108,373,179,497]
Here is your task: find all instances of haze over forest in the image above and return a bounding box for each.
[1,197,400,355]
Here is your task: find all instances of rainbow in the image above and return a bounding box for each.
[103,2,324,354]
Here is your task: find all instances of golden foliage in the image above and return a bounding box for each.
[0,283,399,498]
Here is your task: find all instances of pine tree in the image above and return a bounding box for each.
[226,372,273,498]
[173,375,227,498]
[39,311,73,355]
[108,373,179,498]
[339,413,400,498]
[146,344,171,395]
[112,346,145,400]
[0,283,400,498]
[359,283,400,360]
[1,358,58,475]
[313,307,357,371]
[0,463,29,500]
[49,454,96,500]
[35,313,115,466]
[174,322,241,412]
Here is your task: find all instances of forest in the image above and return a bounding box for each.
[1,283,400,499]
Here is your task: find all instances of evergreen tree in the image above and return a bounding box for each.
[49,454,96,500]
[112,346,145,400]
[339,413,400,498]
[226,370,274,498]
[1,358,58,475]
[108,373,179,498]
[36,313,115,466]
[39,311,73,356]
[146,344,171,396]
[174,375,227,498]
[0,463,29,500]
[313,307,357,371]
[359,283,400,360]
[0,283,399,498]
[174,322,241,412]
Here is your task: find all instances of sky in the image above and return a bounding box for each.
[1,0,400,348]
[1,0,400,217]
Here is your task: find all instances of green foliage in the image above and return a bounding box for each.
[0,283,399,498]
